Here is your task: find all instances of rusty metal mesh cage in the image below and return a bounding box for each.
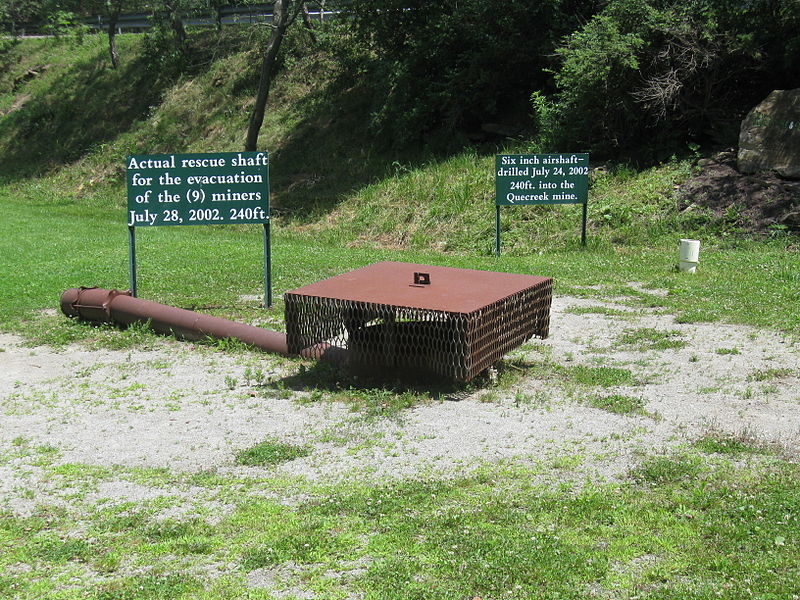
[285,278,552,381]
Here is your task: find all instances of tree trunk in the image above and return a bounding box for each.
[107,10,120,69]
[171,13,186,47]
[163,1,186,47]
[301,1,316,43]
[244,0,298,151]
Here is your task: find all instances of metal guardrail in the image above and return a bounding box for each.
[2,3,337,36]
[85,3,336,33]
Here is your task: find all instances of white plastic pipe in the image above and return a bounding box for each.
[679,239,700,273]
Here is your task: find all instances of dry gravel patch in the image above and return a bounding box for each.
[1,289,799,516]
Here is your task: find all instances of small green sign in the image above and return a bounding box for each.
[126,151,269,227]
[494,153,590,254]
[495,153,589,206]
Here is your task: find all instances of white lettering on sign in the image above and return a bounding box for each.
[126,152,269,227]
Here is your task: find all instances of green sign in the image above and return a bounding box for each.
[125,151,272,306]
[495,153,589,205]
[494,153,590,254]
[126,151,269,227]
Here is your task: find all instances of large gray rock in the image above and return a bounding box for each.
[738,89,800,179]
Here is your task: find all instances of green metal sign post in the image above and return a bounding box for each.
[126,151,272,306]
[495,153,589,255]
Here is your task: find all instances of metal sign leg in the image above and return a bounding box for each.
[495,206,501,256]
[581,202,588,247]
[128,226,138,297]
[263,221,272,307]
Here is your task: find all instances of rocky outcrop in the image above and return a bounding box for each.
[681,150,800,234]
[738,89,800,179]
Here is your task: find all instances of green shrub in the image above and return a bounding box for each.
[544,0,800,160]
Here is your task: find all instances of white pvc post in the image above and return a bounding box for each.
[679,239,700,273]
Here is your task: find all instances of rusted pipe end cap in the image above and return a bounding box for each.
[60,288,81,318]
[299,342,349,364]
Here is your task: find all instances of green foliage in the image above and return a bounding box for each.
[41,8,86,39]
[545,8,645,153]
[544,0,800,159]
[338,0,598,149]
[0,35,17,73]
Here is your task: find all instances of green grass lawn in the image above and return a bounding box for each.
[1,184,799,599]
[1,185,798,339]
[1,445,798,599]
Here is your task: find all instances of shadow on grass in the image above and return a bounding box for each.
[267,359,484,413]
[0,30,256,181]
[1,41,163,179]
[265,73,498,224]
[266,80,399,222]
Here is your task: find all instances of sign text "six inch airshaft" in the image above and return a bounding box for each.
[495,153,589,206]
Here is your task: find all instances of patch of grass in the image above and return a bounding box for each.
[93,573,202,600]
[617,327,688,351]
[715,347,741,355]
[567,365,637,387]
[329,387,424,417]
[513,389,551,408]
[748,367,794,382]
[563,305,633,318]
[3,454,800,598]
[28,534,91,563]
[698,385,722,394]
[694,431,770,456]
[235,438,311,466]
[630,453,703,484]
[478,389,501,403]
[588,394,647,416]
[551,453,584,470]
[478,358,639,394]
[142,518,217,555]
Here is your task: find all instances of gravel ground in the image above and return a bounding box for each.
[1,288,799,517]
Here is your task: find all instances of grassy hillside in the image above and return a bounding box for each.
[2,31,800,600]
[1,29,798,336]
[2,30,746,252]
[0,29,389,223]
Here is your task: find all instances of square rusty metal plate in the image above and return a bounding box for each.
[284,262,552,381]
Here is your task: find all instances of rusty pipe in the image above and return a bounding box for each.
[60,287,345,362]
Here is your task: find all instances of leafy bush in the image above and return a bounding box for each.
[543,0,800,160]
[337,0,600,150]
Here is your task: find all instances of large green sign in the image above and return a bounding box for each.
[125,151,272,306]
[126,151,269,226]
[494,153,590,254]
[496,153,589,205]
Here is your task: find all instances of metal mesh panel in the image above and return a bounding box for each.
[285,277,552,381]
